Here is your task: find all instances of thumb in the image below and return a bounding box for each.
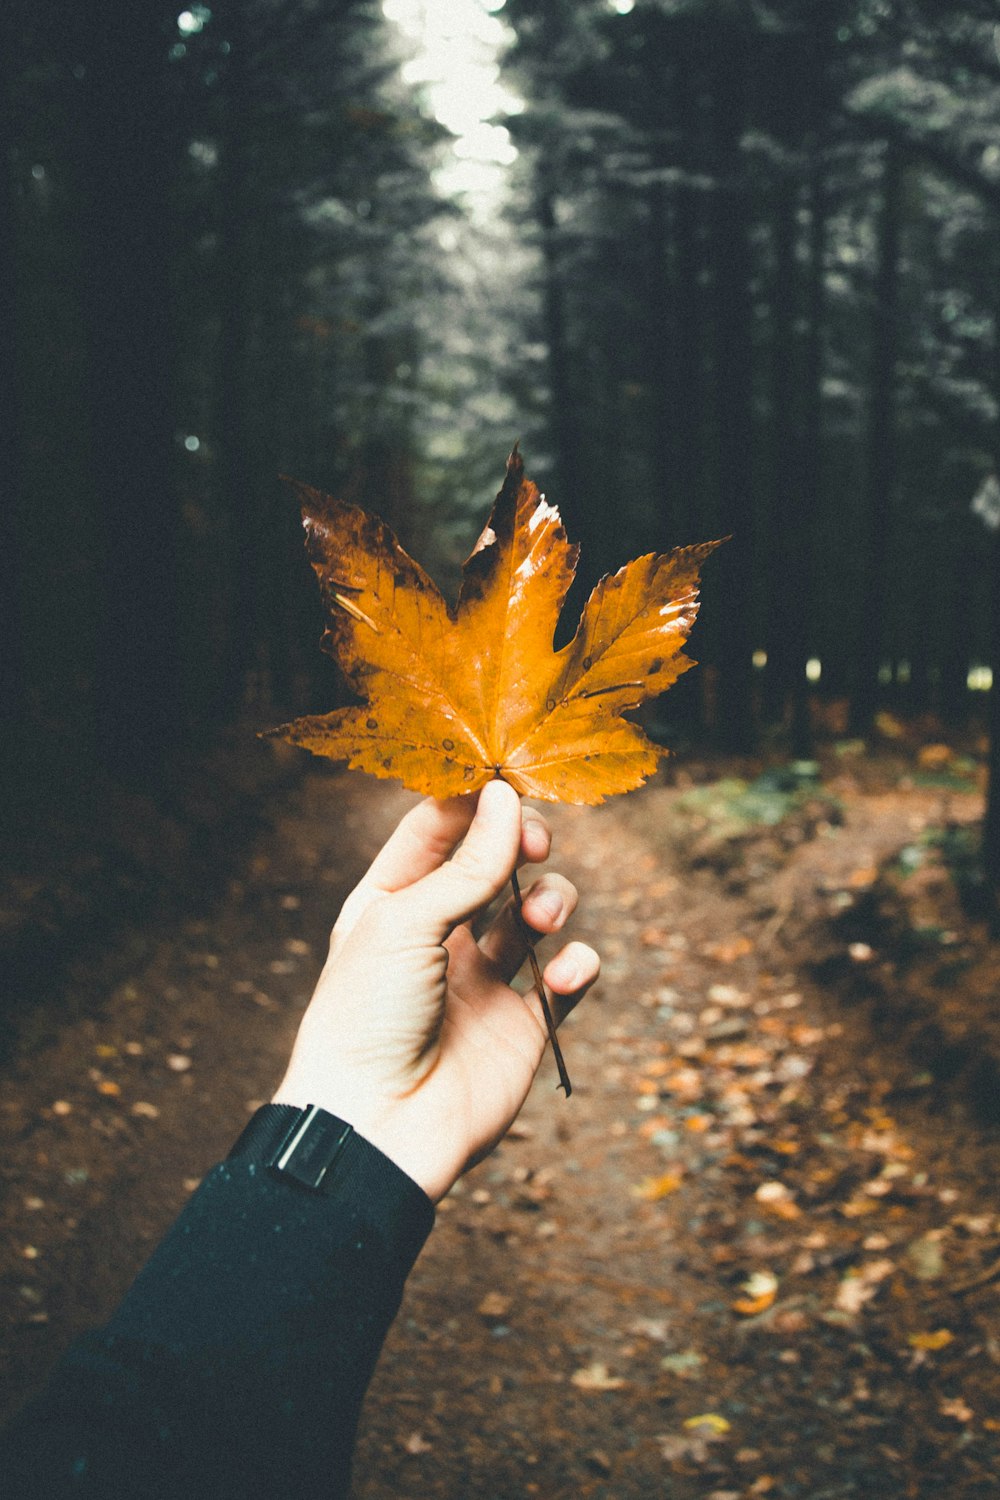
[394,779,522,942]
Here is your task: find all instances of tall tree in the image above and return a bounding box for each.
[0,11,26,781]
[986,269,1000,925]
[73,0,183,775]
[707,16,756,753]
[851,143,903,734]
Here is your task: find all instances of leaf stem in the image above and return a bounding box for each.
[510,869,572,1097]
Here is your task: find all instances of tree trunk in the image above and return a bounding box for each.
[983,276,1000,928]
[644,176,680,540]
[670,59,703,549]
[983,524,1000,927]
[851,143,902,736]
[791,143,827,760]
[78,0,182,776]
[214,0,262,714]
[709,29,756,754]
[0,17,26,781]
[762,169,800,732]
[537,178,595,608]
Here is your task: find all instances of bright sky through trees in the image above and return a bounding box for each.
[382,0,523,207]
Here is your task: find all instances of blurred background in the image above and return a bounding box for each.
[4,9,1000,1490]
[2,0,999,923]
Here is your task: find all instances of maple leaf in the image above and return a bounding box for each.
[266,449,722,805]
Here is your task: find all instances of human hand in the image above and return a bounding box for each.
[272,780,599,1202]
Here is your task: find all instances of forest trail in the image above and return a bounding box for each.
[1,763,998,1499]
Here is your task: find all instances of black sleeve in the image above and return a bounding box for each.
[0,1112,435,1499]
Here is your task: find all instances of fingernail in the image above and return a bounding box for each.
[477,779,514,822]
[530,888,564,923]
[548,952,580,989]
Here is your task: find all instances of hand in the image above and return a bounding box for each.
[272,780,600,1201]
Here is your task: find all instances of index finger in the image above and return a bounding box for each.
[357,791,553,899]
[358,794,479,897]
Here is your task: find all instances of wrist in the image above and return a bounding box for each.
[270,1085,461,1203]
[226,1102,436,1269]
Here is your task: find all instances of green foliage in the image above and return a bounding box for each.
[922,822,991,918]
[675,763,832,839]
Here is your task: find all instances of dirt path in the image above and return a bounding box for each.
[2,767,999,1498]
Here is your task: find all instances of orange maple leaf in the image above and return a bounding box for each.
[267,449,722,804]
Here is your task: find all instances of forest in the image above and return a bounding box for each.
[2,2,1000,1497]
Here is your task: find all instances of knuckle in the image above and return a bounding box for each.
[451,842,500,893]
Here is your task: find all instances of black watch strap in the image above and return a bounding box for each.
[228,1103,355,1193]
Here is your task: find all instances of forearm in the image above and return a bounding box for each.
[0,1112,434,1499]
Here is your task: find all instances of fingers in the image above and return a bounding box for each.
[539,940,601,1028]
[354,792,550,900]
[501,937,600,1054]
[355,794,479,896]
[391,779,524,943]
[519,806,551,866]
[544,939,599,1002]
[478,873,578,980]
[336,789,551,943]
[446,925,599,1066]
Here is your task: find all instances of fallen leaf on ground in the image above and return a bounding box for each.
[684,1414,731,1434]
[657,1430,727,1463]
[661,1067,703,1100]
[477,1292,512,1320]
[571,1362,628,1391]
[733,1271,778,1316]
[905,1234,946,1280]
[707,984,747,1007]
[705,935,754,963]
[834,1258,895,1315]
[908,1329,954,1350]
[841,1194,881,1219]
[661,1350,706,1376]
[634,1173,683,1201]
[629,1318,670,1342]
[755,1181,800,1219]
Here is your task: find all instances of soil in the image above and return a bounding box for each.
[1,750,999,1499]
